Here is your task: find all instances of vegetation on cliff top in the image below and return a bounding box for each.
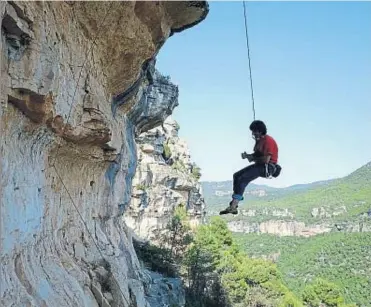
[278,232,371,306]
[234,232,371,306]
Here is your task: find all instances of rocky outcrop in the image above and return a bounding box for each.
[334,213,371,233]
[227,212,371,237]
[0,1,208,306]
[227,220,332,237]
[127,71,179,136]
[124,116,206,243]
[240,208,294,218]
[142,270,186,307]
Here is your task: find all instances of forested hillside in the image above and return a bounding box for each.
[201,162,371,306]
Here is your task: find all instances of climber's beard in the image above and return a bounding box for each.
[252,132,262,141]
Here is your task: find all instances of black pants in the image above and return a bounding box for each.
[233,163,274,197]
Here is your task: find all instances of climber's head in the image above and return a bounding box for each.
[249,120,267,140]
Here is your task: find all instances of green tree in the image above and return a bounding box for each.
[303,278,345,307]
[184,217,303,307]
[165,204,193,260]
[244,286,278,307]
[183,223,231,307]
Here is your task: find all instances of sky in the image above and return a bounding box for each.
[156,1,371,188]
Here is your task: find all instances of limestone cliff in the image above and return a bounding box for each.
[0,1,208,306]
[228,207,371,237]
[225,207,371,237]
[227,219,333,237]
[124,115,205,243]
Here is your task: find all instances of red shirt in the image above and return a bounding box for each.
[254,134,278,163]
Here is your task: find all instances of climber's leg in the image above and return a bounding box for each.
[220,164,265,215]
[233,164,264,197]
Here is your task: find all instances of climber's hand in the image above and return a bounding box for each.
[241,152,254,162]
[247,154,254,162]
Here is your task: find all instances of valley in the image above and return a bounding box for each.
[202,162,371,306]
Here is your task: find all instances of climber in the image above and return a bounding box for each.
[220,120,281,215]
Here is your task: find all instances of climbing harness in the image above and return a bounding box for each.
[265,163,273,179]
[265,162,282,179]
[242,1,256,121]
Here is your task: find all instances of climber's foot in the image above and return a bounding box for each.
[219,200,239,215]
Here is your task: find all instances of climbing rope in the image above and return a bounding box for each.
[50,3,131,305]
[242,1,256,121]
[241,4,283,252]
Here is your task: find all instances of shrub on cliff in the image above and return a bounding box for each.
[163,143,172,160]
[191,163,202,180]
[133,204,191,278]
[172,159,188,172]
[166,204,193,260]
[133,240,177,277]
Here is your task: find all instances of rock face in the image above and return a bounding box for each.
[124,116,206,242]
[240,208,294,218]
[142,270,186,307]
[227,220,332,237]
[0,1,208,306]
[227,212,371,237]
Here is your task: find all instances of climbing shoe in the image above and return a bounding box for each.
[219,199,239,215]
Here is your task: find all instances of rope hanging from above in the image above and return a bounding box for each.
[242,1,256,121]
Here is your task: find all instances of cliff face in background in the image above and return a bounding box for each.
[227,208,371,237]
[203,162,371,238]
[0,1,208,306]
[124,115,205,243]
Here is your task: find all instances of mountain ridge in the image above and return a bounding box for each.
[202,161,371,192]
[201,161,370,204]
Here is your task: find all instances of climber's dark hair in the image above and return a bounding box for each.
[249,120,267,135]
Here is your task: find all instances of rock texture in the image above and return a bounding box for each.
[240,208,294,218]
[142,270,186,307]
[226,203,371,237]
[124,116,206,242]
[227,220,332,237]
[0,1,208,306]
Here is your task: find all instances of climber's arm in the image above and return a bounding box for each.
[242,151,271,163]
[252,154,271,164]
